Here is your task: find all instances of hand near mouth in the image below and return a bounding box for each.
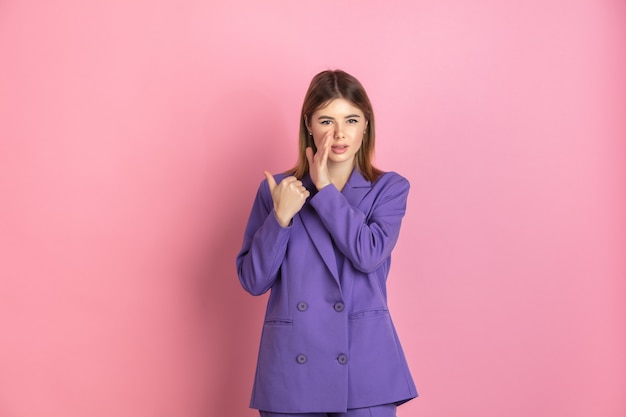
[306,131,333,191]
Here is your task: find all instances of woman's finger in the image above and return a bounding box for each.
[264,171,277,191]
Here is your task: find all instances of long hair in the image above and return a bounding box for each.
[288,70,383,182]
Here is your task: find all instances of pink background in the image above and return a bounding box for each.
[1,1,624,416]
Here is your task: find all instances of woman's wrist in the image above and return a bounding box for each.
[316,181,331,191]
[273,210,292,228]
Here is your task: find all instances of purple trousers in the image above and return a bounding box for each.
[259,403,397,417]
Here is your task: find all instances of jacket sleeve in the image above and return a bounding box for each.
[236,179,291,296]
[309,173,409,273]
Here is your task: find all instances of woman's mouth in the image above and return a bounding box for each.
[331,145,348,154]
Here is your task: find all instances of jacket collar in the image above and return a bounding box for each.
[340,169,371,206]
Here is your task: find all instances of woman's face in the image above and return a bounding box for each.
[307,98,367,168]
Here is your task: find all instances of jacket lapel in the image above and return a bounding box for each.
[299,175,339,285]
[298,171,373,288]
[341,169,372,209]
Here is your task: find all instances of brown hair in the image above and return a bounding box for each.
[287,70,383,182]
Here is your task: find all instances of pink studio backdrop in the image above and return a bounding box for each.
[1,1,624,416]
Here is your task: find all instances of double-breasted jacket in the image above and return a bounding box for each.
[236,169,418,413]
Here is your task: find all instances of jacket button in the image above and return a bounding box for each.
[337,354,348,365]
[333,301,345,312]
[296,354,307,364]
[297,301,308,312]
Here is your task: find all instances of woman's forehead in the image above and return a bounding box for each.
[313,98,363,116]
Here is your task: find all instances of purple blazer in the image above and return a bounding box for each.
[236,169,418,413]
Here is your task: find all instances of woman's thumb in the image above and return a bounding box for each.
[305,147,314,166]
[263,171,277,191]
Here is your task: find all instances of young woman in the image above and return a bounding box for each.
[236,70,417,417]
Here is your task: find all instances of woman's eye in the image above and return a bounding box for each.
[320,120,332,125]
[347,119,358,124]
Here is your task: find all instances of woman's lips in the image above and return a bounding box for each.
[331,145,348,154]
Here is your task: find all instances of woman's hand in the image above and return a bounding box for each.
[305,132,332,190]
[264,171,310,227]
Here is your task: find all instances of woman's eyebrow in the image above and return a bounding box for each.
[317,114,361,120]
